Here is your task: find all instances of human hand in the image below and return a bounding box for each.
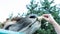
[42,14,56,24]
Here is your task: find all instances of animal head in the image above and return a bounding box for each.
[3,14,41,34]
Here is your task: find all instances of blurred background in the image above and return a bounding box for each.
[0,0,60,34]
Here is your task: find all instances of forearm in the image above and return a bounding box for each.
[41,14,60,34]
[52,21,60,34]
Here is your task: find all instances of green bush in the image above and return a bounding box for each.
[26,0,60,34]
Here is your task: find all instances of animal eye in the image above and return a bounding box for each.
[29,16,36,18]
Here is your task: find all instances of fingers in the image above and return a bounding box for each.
[38,14,55,24]
[42,14,52,21]
[43,14,51,16]
[42,16,49,21]
[37,14,52,21]
[37,16,43,21]
[42,14,51,18]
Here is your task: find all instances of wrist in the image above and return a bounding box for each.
[51,20,58,26]
[49,19,56,25]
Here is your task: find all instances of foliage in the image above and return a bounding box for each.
[26,0,60,34]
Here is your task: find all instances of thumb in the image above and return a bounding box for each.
[38,16,43,20]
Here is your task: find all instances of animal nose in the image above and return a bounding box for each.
[29,15,36,18]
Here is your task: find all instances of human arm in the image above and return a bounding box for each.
[42,14,60,34]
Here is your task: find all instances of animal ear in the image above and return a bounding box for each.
[6,18,9,21]
[16,18,21,22]
[11,17,23,21]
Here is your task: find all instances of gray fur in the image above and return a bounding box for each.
[3,14,41,34]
